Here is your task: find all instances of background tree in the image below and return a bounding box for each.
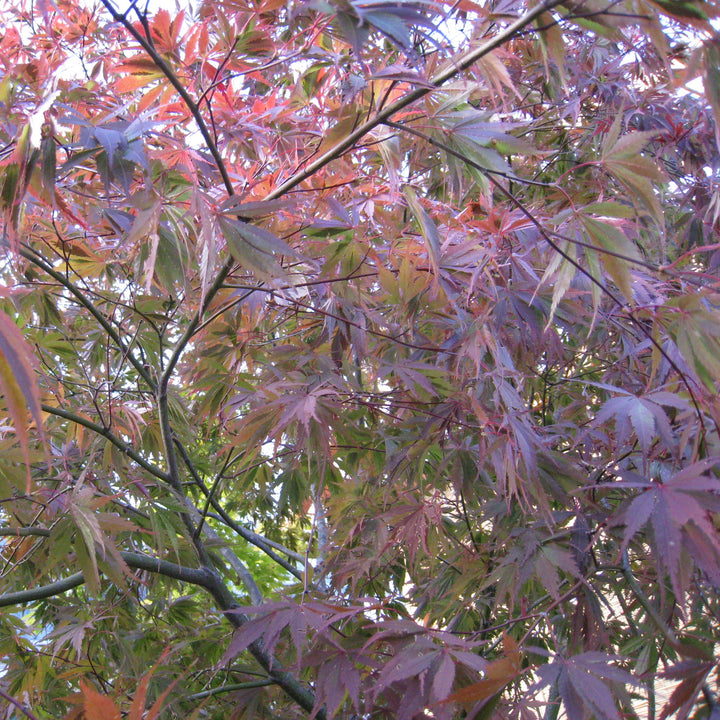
[0,0,719,717]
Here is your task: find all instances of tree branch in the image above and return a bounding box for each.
[1,519,258,610]
[264,0,565,202]
[0,689,42,720]
[0,527,50,537]
[173,439,306,578]
[20,246,156,390]
[41,404,169,482]
[0,572,85,607]
[93,0,262,643]
[186,503,264,605]
[198,569,326,719]
[0,552,218,608]
[0,550,325,718]
[0,550,206,604]
[184,679,275,701]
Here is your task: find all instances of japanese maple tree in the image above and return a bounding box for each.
[1,0,719,718]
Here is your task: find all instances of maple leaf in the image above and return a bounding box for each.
[531,652,637,720]
[78,679,121,720]
[0,309,46,492]
[657,660,715,720]
[441,633,523,717]
[612,460,720,604]
[3,1,720,719]
[217,214,300,281]
[309,648,363,718]
[600,113,666,223]
[221,599,366,667]
[357,617,487,719]
[380,492,444,565]
[593,391,676,455]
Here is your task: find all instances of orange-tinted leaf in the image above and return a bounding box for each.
[80,679,121,720]
[114,73,159,93]
[128,648,172,720]
[443,633,522,706]
[113,56,164,76]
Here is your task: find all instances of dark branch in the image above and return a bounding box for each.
[41,404,169,482]
[20,246,156,390]
[0,572,85,607]
[173,439,306,578]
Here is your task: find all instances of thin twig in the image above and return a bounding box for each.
[174,440,306,578]
[0,690,42,720]
[184,679,275,701]
[20,246,155,390]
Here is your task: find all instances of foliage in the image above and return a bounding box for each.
[0,0,719,718]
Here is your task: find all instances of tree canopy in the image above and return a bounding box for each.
[1,0,720,717]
